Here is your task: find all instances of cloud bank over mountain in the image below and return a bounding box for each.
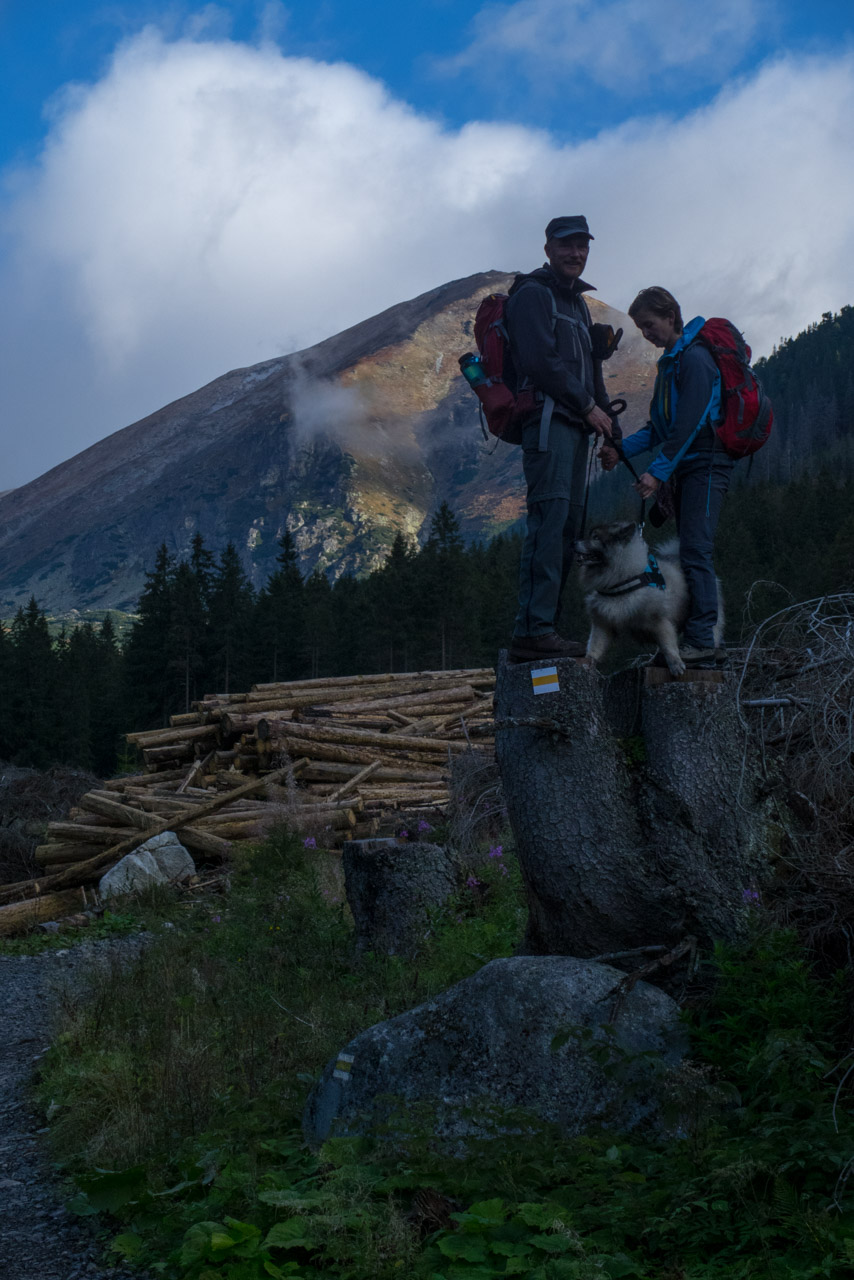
[1,27,853,487]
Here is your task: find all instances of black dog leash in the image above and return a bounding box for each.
[606,398,647,528]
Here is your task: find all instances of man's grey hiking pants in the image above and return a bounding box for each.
[514,415,589,638]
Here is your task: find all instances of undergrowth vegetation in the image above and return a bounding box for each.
[36,830,854,1279]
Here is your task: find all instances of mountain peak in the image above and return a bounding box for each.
[0,271,655,614]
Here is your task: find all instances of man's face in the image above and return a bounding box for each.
[544,233,591,284]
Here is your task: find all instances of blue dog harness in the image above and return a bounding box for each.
[595,552,667,597]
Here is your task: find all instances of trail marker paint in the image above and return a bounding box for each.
[333,1052,355,1082]
[531,666,559,695]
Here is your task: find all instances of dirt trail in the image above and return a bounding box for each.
[0,943,147,1280]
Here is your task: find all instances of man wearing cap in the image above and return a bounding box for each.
[506,215,614,664]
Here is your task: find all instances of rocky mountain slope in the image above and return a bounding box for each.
[0,272,655,614]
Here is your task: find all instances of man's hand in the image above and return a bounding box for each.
[584,405,613,438]
[634,472,661,500]
[598,444,619,472]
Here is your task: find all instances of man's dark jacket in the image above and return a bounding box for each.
[504,265,610,428]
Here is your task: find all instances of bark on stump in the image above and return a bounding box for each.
[494,654,768,957]
[342,838,460,956]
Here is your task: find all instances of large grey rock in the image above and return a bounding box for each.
[98,831,195,900]
[343,838,460,956]
[304,955,685,1146]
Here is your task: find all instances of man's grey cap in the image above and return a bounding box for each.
[545,215,593,241]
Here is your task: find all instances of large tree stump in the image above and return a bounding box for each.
[494,654,769,957]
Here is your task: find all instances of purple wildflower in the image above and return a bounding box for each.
[418,819,432,832]
[304,837,317,849]
[742,887,760,904]
[399,829,409,839]
[488,845,503,859]
[211,915,221,924]
[466,875,482,889]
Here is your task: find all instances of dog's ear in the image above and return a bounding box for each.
[616,522,637,542]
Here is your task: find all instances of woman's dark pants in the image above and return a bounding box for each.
[674,455,733,649]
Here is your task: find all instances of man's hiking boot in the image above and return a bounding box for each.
[509,632,586,664]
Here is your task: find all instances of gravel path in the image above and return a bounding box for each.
[0,941,150,1280]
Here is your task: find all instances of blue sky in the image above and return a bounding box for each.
[3,0,852,167]
[1,0,854,486]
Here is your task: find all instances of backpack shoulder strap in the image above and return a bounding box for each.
[512,279,559,333]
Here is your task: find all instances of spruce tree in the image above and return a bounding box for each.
[123,543,177,727]
[9,598,57,767]
[254,531,305,682]
[169,560,208,711]
[209,543,255,694]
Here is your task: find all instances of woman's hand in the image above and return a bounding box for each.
[634,472,661,500]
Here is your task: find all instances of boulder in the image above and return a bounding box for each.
[304,955,685,1146]
[98,831,195,900]
[343,838,460,956]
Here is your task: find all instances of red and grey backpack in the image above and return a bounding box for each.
[459,285,621,446]
[459,291,538,445]
[694,318,773,458]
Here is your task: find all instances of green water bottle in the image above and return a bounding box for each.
[459,353,487,388]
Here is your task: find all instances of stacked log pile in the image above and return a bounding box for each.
[0,669,494,932]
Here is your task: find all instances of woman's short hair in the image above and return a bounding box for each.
[627,287,683,334]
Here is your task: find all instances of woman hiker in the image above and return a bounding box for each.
[598,286,732,669]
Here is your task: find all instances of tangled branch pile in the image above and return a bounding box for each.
[736,593,854,961]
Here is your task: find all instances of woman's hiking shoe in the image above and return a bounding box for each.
[677,645,718,669]
[648,646,719,670]
[509,632,587,663]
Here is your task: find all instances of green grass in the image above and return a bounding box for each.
[34,830,854,1280]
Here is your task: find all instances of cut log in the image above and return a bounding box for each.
[127,723,220,747]
[76,793,161,831]
[251,668,495,695]
[142,744,195,763]
[101,769,188,790]
[46,823,131,843]
[267,720,466,755]
[220,710,294,737]
[266,736,448,769]
[326,761,382,803]
[312,684,475,715]
[169,711,203,726]
[0,889,87,937]
[34,842,107,866]
[296,762,446,784]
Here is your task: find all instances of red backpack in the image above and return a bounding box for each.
[695,318,773,458]
[459,292,537,445]
[460,286,620,445]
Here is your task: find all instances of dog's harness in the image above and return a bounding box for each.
[595,552,667,597]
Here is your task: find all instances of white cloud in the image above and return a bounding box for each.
[444,0,771,92]
[1,30,853,488]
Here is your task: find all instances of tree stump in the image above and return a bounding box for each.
[342,838,460,956]
[494,654,769,957]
